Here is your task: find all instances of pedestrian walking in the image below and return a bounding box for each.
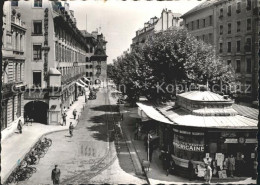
[188,160,194,181]
[228,155,235,177]
[147,135,154,162]
[17,119,22,134]
[69,122,74,137]
[62,112,67,126]
[51,165,61,185]
[204,163,212,184]
[73,109,77,120]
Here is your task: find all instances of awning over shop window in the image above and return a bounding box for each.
[83,77,90,82]
[76,82,84,87]
[136,102,173,124]
[79,79,89,87]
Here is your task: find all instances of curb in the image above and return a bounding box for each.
[2,101,86,184]
[108,94,150,185]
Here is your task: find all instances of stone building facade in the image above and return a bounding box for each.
[181,1,215,46]
[182,0,259,101]
[131,9,182,48]
[13,1,89,125]
[2,1,26,131]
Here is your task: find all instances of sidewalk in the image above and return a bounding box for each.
[1,95,86,183]
[121,105,256,185]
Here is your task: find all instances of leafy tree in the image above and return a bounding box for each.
[110,27,235,103]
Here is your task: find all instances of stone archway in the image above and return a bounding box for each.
[24,101,48,124]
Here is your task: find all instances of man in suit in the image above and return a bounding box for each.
[51,165,61,185]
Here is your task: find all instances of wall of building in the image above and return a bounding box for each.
[182,7,215,45]
[2,1,26,131]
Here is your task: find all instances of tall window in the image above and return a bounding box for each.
[33,21,42,34]
[34,0,42,7]
[33,44,41,60]
[246,59,251,73]
[247,0,252,10]
[17,94,21,117]
[220,8,223,17]
[227,5,231,16]
[228,42,231,53]
[220,25,223,35]
[236,40,241,52]
[209,33,213,43]
[11,1,18,6]
[236,60,241,73]
[12,97,15,121]
[227,60,231,65]
[197,20,199,29]
[203,19,206,27]
[20,63,22,80]
[33,71,41,87]
[15,63,18,81]
[247,19,251,30]
[55,42,58,61]
[209,15,212,26]
[90,72,93,77]
[191,21,194,30]
[237,21,241,32]
[236,2,241,13]
[228,23,231,34]
[245,38,252,52]
[219,43,223,53]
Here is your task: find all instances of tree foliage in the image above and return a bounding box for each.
[109,27,235,103]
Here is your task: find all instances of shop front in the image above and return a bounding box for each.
[137,91,258,179]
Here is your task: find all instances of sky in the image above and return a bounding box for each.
[67,0,202,64]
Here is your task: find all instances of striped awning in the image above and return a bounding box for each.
[136,102,173,124]
[76,82,84,87]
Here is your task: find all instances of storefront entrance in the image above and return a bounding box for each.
[227,143,255,177]
[24,101,48,124]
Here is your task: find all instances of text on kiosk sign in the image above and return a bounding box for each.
[173,141,204,152]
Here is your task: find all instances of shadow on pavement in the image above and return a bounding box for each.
[90,105,119,112]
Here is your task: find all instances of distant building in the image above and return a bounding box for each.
[181,1,215,45]
[13,1,89,125]
[90,31,108,86]
[2,2,26,131]
[131,9,182,48]
[182,0,259,101]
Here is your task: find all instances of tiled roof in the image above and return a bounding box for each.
[181,0,222,17]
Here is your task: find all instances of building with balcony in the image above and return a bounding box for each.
[13,1,90,125]
[182,0,259,101]
[131,9,182,49]
[1,2,26,131]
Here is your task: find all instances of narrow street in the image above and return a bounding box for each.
[17,88,146,184]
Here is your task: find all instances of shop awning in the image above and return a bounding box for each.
[136,102,173,124]
[76,82,84,87]
[83,77,90,82]
[79,79,89,87]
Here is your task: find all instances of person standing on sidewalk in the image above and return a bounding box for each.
[62,112,67,126]
[204,163,212,184]
[73,109,77,120]
[63,106,67,114]
[51,165,61,185]
[17,119,22,134]
[69,122,74,137]
[229,154,235,177]
[188,160,194,181]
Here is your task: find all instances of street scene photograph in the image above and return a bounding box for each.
[1,0,259,184]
